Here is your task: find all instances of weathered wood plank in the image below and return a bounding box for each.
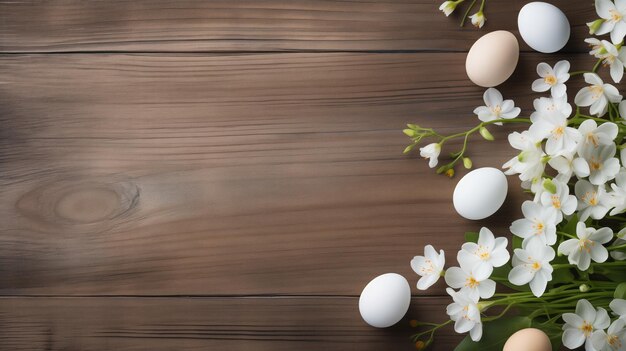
[0,296,458,351]
[0,0,594,53]
[0,52,595,296]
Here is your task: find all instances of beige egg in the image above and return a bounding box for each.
[503,328,552,351]
[465,30,519,87]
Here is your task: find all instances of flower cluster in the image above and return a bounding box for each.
[411,227,509,343]
[403,4,626,348]
[586,0,626,83]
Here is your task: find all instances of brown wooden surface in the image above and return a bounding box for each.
[0,1,596,350]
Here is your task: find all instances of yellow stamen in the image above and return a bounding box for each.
[551,195,561,209]
[544,74,557,85]
[580,322,593,337]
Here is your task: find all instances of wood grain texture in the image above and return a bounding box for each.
[0,297,458,351]
[0,0,595,53]
[0,52,595,296]
[0,1,600,349]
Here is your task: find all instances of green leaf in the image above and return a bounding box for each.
[512,235,523,250]
[614,282,626,299]
[551,266,574,285]
[454,317,532,351]
[560,215,578,236]
[465,232,479,243]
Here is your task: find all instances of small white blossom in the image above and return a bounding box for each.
[532,61,570,97]
[420,143,441,168]
[469,11,485,28]
[458,227,510,277]
[444,263,496,301]
[576,179,612,221]
[508,239,555,297]
[585,39,626,83]
[610,169,626,215]
[473,88,521,125]
[503,131,546,187]
[578,143,620,185]
[558,222,613,271]
[411,245,445,290]
[540,178,577,222]
[578,120,619,149]
[562,299,611,351]
[591,318,626,351]
[510,200,558,246]
[532,95,573,119]
[594,0,626,44]
[529,110,581,156]
[575,73,622,117]
[439,0,462,16]
[446,288,483,342]
[549,150,591,184]
[620,100,626,119]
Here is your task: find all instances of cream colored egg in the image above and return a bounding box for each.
[503,328,552,351]
[466,30,519,87]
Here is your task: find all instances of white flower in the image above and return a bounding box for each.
[594,0,626,44]
[532,95,573,118]
[473,88,521,125]
[549,151,591,183]
[610,228,626,260]
[458,227,510,277]
[503,131,546,185]
[576,179,612,221]
[439,0,462,16]
[469,11,485,28]
[529,110,581,156]
[558,222,613,271]
[579,143,620,185]
[420,143,441,168]
[578,120,619,149]
[575,73,623,117]
[585,39,626,83]
[592,318,626,351]
[540,178,577,222]
[562,299,611,350]
[446,288,483,342]
[611,299,626,321]
[532,61,570,97]
[508,239,555,297]
[510,200,558,246]
[444,264,496,301]
[411,245,445,290]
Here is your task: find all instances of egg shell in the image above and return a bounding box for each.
[465,30,519,87]
[518,2,570,53]
[503,328,552,351]
[358,273,411,328]
[453,167,508,220]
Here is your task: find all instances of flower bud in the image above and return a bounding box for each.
[404,144,416,154]
[587,19,605,35]
[445,168,455,178]
[403,129,417,137]
[479,126,494,141]
[543,179,557,194]
[415,341,426,350]
[409,320,419,328]
[579,284,590,292]
[463,157,473,169]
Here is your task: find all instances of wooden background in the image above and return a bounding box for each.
[0,1,600,350]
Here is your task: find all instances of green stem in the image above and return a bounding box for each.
[557,231,577,239]
[592,58,603,73]
[608,242,626,251]
[460,0,477,27]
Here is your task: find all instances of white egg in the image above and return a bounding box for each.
[518,2,570,53]
[453,167,508,220]
[359,273,411,328]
